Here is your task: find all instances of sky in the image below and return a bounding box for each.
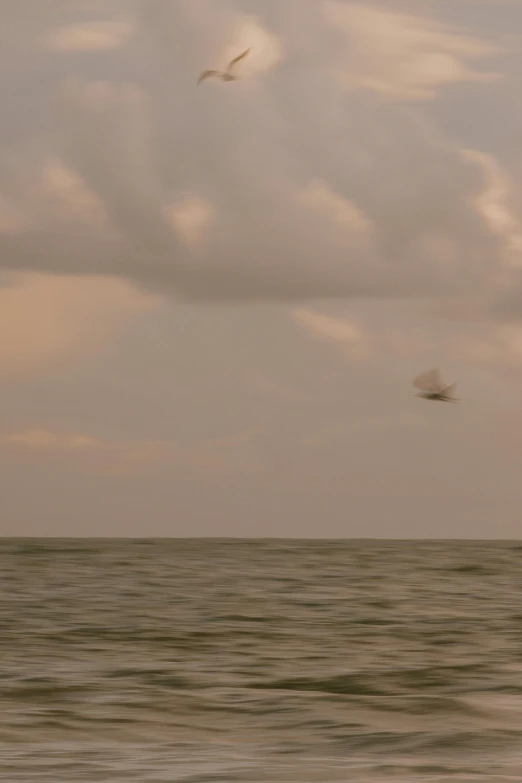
[1,0,522,537]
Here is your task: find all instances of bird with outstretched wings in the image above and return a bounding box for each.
[198,48,251,85]
[413,368,459,402]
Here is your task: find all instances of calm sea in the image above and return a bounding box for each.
[1,539,522,782]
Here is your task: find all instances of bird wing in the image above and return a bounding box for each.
[227,48,251,71]
[413,368,442,392]
[198,70,221,85]
[441,383,457,398]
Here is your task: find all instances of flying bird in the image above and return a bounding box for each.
[413,368,459,402]
[197,48,251,86]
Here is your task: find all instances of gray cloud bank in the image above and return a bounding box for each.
[0,0,520,313]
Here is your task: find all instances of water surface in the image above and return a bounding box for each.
[1,538,522,781]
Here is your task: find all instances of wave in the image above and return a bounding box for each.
[247,663,489,697]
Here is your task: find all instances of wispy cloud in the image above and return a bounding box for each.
[300,179,372,236]
[292,301,522,370]
[292,308,370,358]
[45,21,133,53]
[0,427,262,476]
[327,1,499,100]
[3,430,99,452]
[463,149,522,267]
[0,273,157,378]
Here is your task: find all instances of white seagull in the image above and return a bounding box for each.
[197,48,251,86]
[413,368,459,403]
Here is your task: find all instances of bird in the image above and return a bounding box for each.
[413,368,459,402]
[197,48,251,86]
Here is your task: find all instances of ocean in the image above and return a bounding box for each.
[1,538,522,782]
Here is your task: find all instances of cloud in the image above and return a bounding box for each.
[292,299,522,370]
[3,430,99,451]
[45,21,133,53]
[458,150,522,322]
[291,305,428,363]
[48,71,499,303]
[0,272,157,378]
[0,0,513,319]
[449,323,522,367]
[0,154,113,237]
[0,427,262,476]
[164,195,215,249]
[292,308,370,358]
[326,1,499,100]
[300,180,372,235]
[1,428,174,474]
[463,149,522,267]
[38,157,113,233]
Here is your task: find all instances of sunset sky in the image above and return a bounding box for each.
[1,0,522,537]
